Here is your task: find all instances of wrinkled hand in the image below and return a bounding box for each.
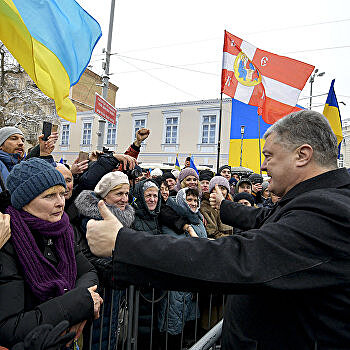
[0,213,11,249]
[66,320,87,347]
[71,158,89,175]
[135,128,150,146]
[86,200,123,257]
[209,184,225,210]
[87,285,103,320]
[89,150,103,162]
[113,153,137,171]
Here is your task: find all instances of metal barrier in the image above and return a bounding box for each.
[85,285,224,350]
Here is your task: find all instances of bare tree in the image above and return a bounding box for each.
[0,41,60,146]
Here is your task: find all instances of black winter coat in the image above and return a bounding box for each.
[111,168,350,350]
[0,238,98,348]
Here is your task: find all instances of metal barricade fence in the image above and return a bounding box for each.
[84,285,225,350]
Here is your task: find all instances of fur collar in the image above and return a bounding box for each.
[74,190,135,228]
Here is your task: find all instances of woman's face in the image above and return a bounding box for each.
[23,185,65,223]
[186,194,198,212]
[144,187,159,211]
[160,183,169,202]
[104,184,130,210]
[218,185,228,198]
[183,176,198,189]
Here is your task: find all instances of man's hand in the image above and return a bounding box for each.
[86,200,123,257]
[89,150,103,162]
[71,157,89,175]
[209,184,225,210]
[39,132,58,156]
[113,153,137,171]
[134,128,150,147]
[0,213,11,249]
[252,183,262,193]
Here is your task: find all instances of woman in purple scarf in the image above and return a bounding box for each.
[0,158,103,349]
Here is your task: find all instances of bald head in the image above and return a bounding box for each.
[56,163,73,200]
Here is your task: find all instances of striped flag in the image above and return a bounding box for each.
[0,0,101,122]
[221,31,314,124]
[190,156,199,175]
[323,79,342,147]
[175,154,181,171]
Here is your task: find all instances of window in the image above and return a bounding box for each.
[61,124,70,145]
[134,119,146,139]
[82,122,92,145]
[201,115,216,144]
[165,117,178,144]
[106,122,117,145]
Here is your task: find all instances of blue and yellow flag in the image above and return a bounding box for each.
[323,79,342,146]
[228,99,270,173]
[190,156,199,175]
[0,0,102,123]
[175,154,181,171]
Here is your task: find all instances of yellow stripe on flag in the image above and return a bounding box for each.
[323,104,342,146]
[0,0,76,122]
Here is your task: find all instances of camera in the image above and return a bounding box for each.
[125,164,142,180]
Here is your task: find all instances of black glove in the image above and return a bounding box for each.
[12,320,76,350]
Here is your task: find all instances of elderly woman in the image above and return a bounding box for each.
[0,158,102,348]
[74,171,135,350]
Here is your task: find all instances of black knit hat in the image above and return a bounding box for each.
[248,173,263,184]
[162,171,176,181]
[199,170,214,182]
[218,165,231,175]
[6,158,66,209]
[234,192,255,206]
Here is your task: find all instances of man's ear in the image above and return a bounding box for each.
[295,144,313,167]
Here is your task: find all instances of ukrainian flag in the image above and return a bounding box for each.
[323,79,343,146]
[175,154,181,171]
[228,99,270,173]
[0,0,102,122]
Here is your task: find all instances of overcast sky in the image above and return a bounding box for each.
[77,0,350,119]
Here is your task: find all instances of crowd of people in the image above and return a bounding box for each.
[1,109,350,350]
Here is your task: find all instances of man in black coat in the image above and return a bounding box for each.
[85,110,350,350]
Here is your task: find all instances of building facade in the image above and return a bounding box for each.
[53,98,234,169]
[340,118,350,169]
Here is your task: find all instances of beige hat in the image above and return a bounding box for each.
[94,171,129,198]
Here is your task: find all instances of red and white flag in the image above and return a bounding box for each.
[221,30,314,124]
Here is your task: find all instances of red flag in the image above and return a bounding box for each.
[221,30,314,124]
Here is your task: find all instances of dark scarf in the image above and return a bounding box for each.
[5,205,77,302]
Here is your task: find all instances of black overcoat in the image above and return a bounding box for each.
[112,168,350,349]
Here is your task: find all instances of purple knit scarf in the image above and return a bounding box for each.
[6,205,77,302]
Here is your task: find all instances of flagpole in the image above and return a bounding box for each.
[216,92,223,173]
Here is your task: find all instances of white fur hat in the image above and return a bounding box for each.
[94,171,129,198]
[150,168,163,177]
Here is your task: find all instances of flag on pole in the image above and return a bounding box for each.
[175,154,181,171]
[221,30,314,124]
[323,79,343,146]
[0,0,102,123]
[190,156,199,175]
[229,99,305,173]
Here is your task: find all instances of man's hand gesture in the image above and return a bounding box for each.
[86,200,123,257]
[209,184,225,210]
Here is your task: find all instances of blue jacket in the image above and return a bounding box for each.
[0,150,21,186]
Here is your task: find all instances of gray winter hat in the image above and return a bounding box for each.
[0,126,24,146]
